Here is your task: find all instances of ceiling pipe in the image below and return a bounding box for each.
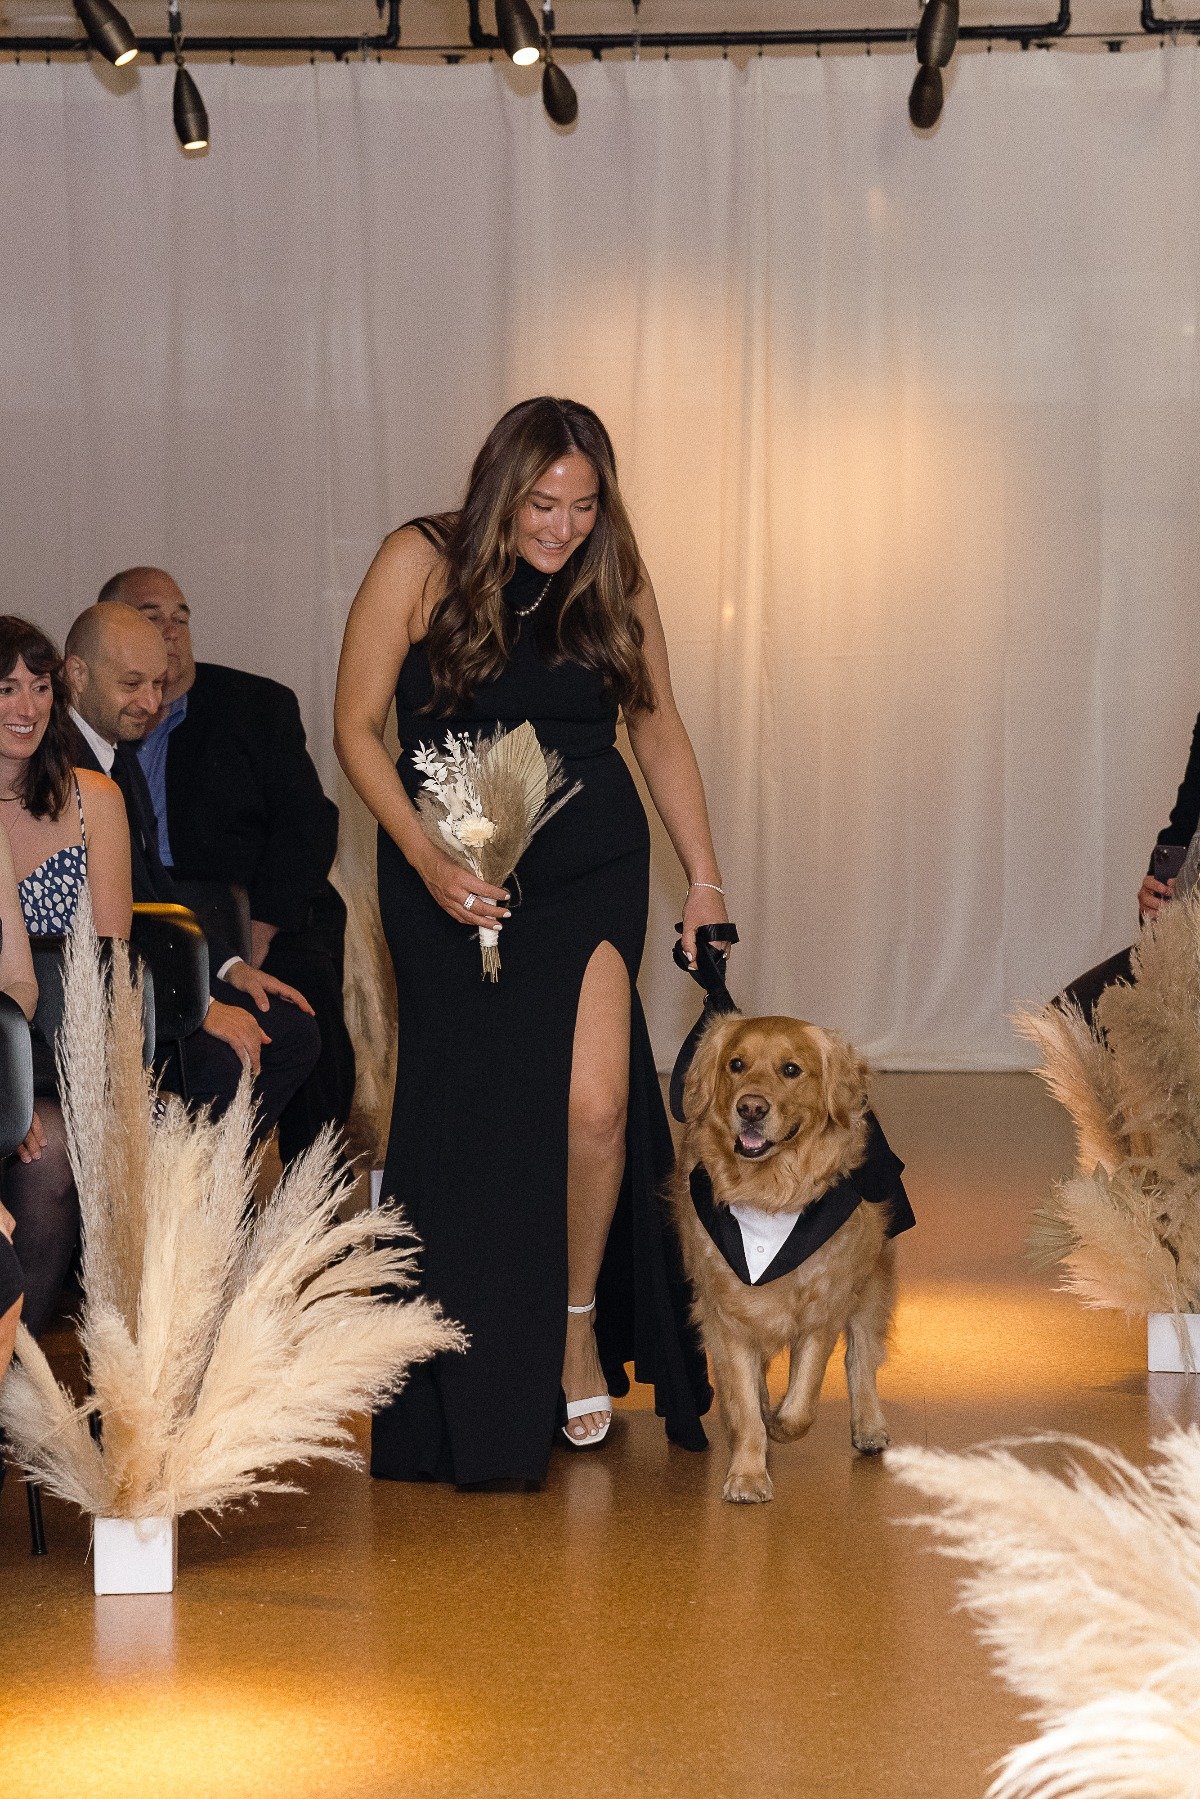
[0,0,401,59]
[465,0,1071,53]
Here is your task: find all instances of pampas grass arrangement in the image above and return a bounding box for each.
[332,848,397,1168]
[0,899,463,1522]
[893,1433,1200,1799]
[1015,891,1200,1316]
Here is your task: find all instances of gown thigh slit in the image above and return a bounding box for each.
[370,556,711,1489]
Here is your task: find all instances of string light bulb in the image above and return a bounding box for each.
[496,0,541,66]
[73,0,138,66]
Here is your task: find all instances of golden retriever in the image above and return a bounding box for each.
[671,1014,898,1504]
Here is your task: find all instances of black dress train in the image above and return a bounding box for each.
[371,550,711,1487]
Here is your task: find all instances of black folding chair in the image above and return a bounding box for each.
[169,878,253,968]
[0,991,34,1157]
[129,904,209,1099]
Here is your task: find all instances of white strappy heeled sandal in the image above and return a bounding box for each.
[562,1299,613,1448]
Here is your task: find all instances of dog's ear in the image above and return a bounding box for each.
[682,1015,740,1124]
[816,1030,868,1131]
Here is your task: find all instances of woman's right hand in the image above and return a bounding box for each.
[1139,874,1174,920]
[414,846,511,931]
[15,1109,47,1166]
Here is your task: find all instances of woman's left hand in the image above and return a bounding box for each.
[680,883,730,970]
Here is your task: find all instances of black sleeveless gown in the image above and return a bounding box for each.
[371,555,711,1487]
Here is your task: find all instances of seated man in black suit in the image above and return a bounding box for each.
[63,602,321,1146]
[95,566,355,1165]
[1061,711,1200,1019]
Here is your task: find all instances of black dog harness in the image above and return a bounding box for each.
[689,1111,915,1286]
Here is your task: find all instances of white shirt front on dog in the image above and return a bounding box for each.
[729,1203,800,1282]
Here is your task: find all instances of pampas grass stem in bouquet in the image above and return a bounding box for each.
[0,899,464,1590]
[1015,891,1200,1335]
[412,721,581,980]
[893,1432,1200,1799]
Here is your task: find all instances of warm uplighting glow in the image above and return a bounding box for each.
[7,1681,435,1799]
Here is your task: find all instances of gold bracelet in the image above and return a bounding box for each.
[688,880,725,896]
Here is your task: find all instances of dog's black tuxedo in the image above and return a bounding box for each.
[689,1111,915,1286]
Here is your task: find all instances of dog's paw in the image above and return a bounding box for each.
[852,1425,890,1455]
[723,1468,774,1504]
[767,1408,814,1444]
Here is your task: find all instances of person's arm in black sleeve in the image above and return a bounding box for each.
[245,687,339,937]
[1150,710,1200,871]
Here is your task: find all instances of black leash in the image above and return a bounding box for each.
[668,920,740,1123]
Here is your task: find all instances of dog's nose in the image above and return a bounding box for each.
[736,1093,770,1122]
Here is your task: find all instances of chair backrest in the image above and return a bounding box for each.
[0,991,35,1159]
[169,878,253,967]
[30,938,157,1090]
[130,904,210,1044]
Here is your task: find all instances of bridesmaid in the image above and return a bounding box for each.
[337,398,727,1486]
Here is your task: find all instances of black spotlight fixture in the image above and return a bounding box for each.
[908,62,943,129]
[496,0,541,66]
[916,0,960,68]
[168,0,209,151]
[540,3,577,125]
[909,0,957,130]
[73,0,138,67]
[542,59,578,125]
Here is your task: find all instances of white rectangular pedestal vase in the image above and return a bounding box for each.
[1147,1312,1200,1372]
[93,1516,178,1595]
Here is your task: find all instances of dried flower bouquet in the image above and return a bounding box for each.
[1015,891,1200,1317]
[0,901,464,1522]
[413,720,581,979]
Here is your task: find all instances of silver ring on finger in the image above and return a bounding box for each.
[463,892,478,912]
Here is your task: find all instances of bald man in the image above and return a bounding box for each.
[94,568,353,1165]
[65,602,321,1147]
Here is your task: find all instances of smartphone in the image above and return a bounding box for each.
[1152,843,1188,886]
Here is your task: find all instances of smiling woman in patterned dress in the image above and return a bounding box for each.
[0,616,132,1340]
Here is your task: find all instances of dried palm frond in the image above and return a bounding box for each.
[893,1433,1200,1799]
[1016,892,1200,1314]
[412,722,581,978]
[0,898,463,1521]
[331,849,397,1165]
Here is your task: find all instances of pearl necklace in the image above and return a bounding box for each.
[512,575,554,620]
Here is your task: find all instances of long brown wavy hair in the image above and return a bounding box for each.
[0,616,75,822]
[418,397,656,715]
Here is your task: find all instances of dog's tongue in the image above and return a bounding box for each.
[737,1125,767,1154]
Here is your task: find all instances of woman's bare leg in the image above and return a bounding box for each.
[562,942,630,1441]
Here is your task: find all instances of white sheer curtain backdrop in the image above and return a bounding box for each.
[2,49,1198,1069]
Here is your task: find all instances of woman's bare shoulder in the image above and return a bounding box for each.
[75,766,127,824]
[362,524,451,640]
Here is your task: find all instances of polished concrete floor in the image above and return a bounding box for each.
[2,1073,1188,1799]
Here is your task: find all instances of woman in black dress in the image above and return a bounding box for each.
[335,397,727,1486]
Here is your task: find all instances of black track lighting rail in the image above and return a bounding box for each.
[0,0,400,59]
[466,0,1071,54]
[1141,0,1200,32]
